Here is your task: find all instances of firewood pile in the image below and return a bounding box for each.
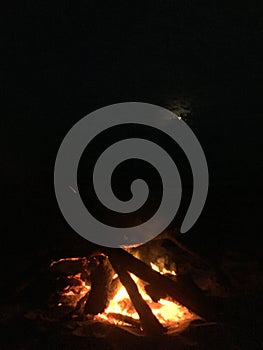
[10,236,261,349]
[46,242,225,336]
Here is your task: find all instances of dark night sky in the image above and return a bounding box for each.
[2,2,263,268]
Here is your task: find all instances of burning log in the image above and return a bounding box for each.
[106,248,215,321]
[109,253,166,336]
[84,254,115,315]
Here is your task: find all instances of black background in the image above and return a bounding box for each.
[2,1,263,279]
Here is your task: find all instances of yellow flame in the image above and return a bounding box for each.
[150,262,176,276]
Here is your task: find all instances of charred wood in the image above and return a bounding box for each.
[84,254,114,315]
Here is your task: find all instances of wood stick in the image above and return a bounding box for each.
[154,228,204,261]
[107,312,141,328]
[109,254,165,336]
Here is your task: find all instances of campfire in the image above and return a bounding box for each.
[48,240,213,336]
[23,235,257,349]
